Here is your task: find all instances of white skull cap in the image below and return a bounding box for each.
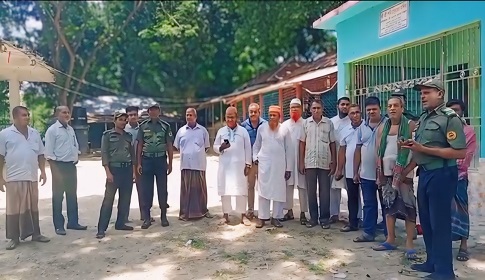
[290,98,302,105]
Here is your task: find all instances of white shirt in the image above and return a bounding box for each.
[213,125,251,196]
[0,125,44,182]
[281,118,306,188]
[340,122,363,179]
[124,123,139,145]
[299,116,336,169]
[357,117,386,180]
[253,123,294,202]
[174,123,210,171]
[44,121,80,162]
[330,115,351,144]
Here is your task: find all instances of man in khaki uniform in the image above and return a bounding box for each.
[401,77,466,280]
[96,111,136,239]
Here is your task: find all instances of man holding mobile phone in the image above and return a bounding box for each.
[405,77,466,280]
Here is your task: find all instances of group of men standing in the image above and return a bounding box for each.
[0,76,476,279]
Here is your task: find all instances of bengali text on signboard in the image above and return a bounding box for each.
[379,1,409,38]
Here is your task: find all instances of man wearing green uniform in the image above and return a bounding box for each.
[96,111,136,239]
[401,77,466,280]
[137,103,174,229]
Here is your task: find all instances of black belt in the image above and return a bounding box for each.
[109,162,132,168]
[143,152,166,158]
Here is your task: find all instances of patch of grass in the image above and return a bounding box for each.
[223,250,251,265]
[190,239,207,250]
[282,250,294,257]
[213,269,240,279]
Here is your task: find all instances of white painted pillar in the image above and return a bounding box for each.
[8,78,20,122]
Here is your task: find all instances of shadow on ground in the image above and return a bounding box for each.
[0,195,483,280]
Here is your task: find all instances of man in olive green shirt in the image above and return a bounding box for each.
[401,77,466,280]
[136,103,174,229]
[96,111,136,239]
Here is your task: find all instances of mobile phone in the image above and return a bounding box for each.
[224,139,229,144]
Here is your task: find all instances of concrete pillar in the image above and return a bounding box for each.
[8,78,20,122]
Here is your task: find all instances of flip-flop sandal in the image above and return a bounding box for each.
[6,240,19,250]
[372,242,397,251]
[456,249,470,262]
[405,249,418,260]
[353,234,375,243]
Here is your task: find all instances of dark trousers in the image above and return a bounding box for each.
[418,165,457,277]
[346,178,360,228]
[141,156,168,220]
[97,164,133,232]
[361,179,386,237]
[305,168,331,224]
[50,161,79,229]
[124,172,144,221]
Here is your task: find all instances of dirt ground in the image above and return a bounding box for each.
[0,156,484,280]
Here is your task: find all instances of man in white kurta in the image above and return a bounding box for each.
[280,98,308,225]
[213,106,252,225]
[253,105,293,228]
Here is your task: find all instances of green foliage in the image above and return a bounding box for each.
[2,0,337,114]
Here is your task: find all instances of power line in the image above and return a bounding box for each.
[38,64,212,103]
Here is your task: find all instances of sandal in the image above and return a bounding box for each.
[6,239,19,250]
[405,249,418,260]
[353,234,375,242]
[279,212,294,222]
[456,249,469,262]
[372,242,397,251]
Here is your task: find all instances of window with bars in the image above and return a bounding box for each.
[347,23,481,168]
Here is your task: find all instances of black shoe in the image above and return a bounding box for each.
[271,218,283,228]
[423,273,456,280]
[96,232,105,239]
[306,220,318,228]
[141,219,152,229]
[55,228,66,235]
[67,224,88,230]
[161,214,169,227]
[115,225,134,231]
[329,215,339,224]
[410,262,435,273]
[300,212,307,225]
[340,224,359,232]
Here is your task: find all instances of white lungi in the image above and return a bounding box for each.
[221,195,247,214]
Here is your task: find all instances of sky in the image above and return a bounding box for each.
[0,16,42,39]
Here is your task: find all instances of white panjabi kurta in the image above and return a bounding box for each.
[213,125,252,196]
[252,123,294,202]
[281,117,306,189]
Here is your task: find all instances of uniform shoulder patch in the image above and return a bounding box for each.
[103,129,113,135]
[447,131,457,140]
[125,131,133,137]
[440,107,457,117]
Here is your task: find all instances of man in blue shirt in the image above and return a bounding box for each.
[241,103,267,219]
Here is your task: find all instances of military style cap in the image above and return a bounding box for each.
[413,77,445,91]
[391,88,406,97]
[114,110,128,119]
[148,103,161,110]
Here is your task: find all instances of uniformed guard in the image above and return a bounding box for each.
[96,111,136,239]
[401,77,466,280]
[386,88,420,121]
[136,103,174,229]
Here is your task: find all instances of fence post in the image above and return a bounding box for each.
[250,95,254,104]
[296,83,302,100]
[259,93,264,110]
[278,88,284,122]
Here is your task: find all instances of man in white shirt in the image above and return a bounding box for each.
[281,98,309,225]
[253,105,293,228]
[0,106,50,250]
[45,106,86,235]
[353,96,388,242]
[329,97,351,223]
[213,106,252,225]
[336,104,363,234]
[124,105,145,223]
[174,108,212,221]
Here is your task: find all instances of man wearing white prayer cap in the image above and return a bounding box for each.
[280,98,309,225]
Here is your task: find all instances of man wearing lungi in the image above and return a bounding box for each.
[0,106,50,250]
[173,108,212,221]
[447,99,477,262]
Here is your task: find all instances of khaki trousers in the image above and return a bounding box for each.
[285,185,309,213]
[247,164,258,211]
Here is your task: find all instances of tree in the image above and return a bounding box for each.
[36,1,145,108]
